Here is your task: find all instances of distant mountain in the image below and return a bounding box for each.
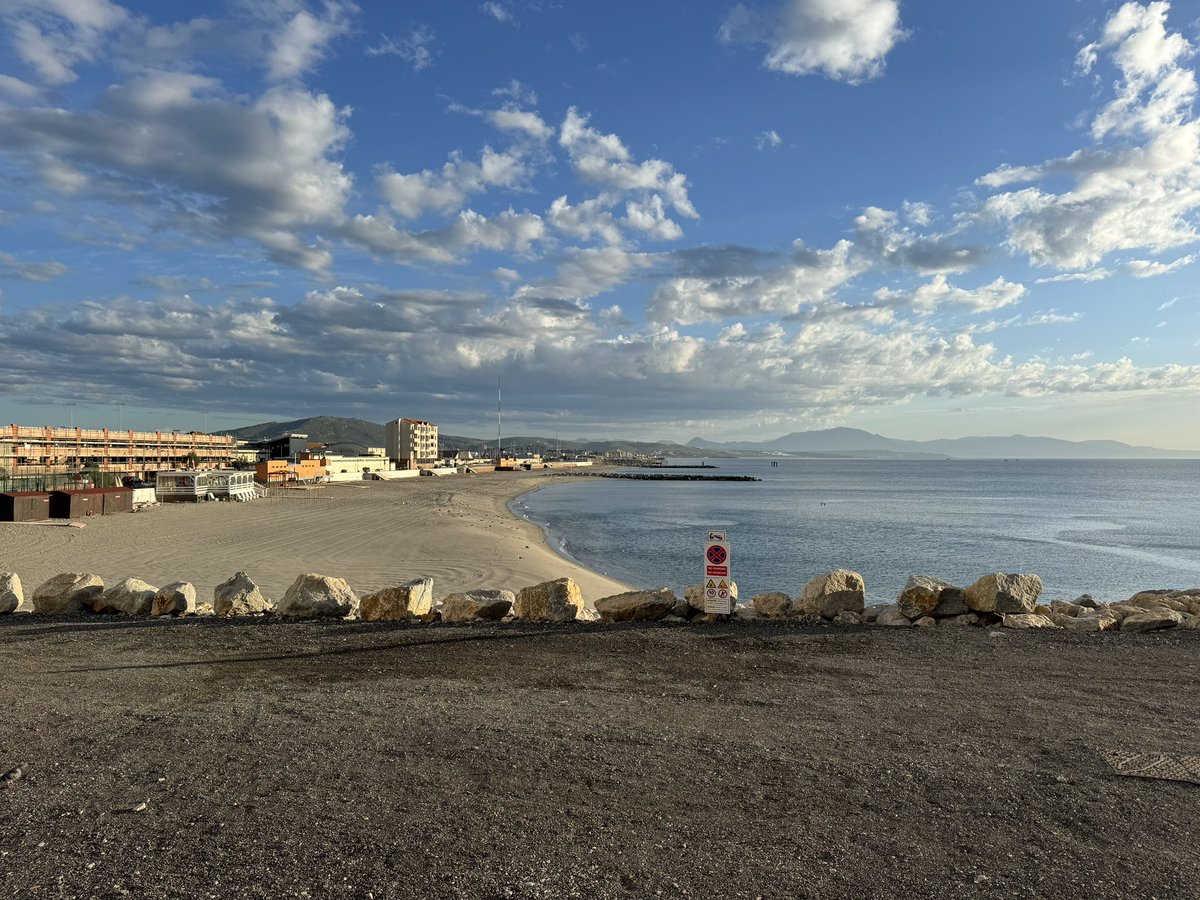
[224,417,1200,460]
[222,416,385,449]
[689,428,1200,459]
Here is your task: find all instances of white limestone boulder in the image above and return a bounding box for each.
[360,578,434,622]
[94,578,158,616]
[594,588,677,623]
[514,577,583,622]
[276,573,358,619]
[965,573,1043,615]
[214,571,273,617]
[32,573,104,615]
[901,576,970,617]
[796,569,865,620]
[440,589,514,623]
[0,573,22,614]
[751,592,792,619]
[152,582,196,617]
[1120,608,1183,633]
[1001,613,1057,629]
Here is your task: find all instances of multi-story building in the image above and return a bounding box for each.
[386,418,439,469]
[1,424,236,488]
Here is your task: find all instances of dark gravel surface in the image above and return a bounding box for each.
[1,617,1198,899]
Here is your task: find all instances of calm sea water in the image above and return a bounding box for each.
[511,459,1200,603]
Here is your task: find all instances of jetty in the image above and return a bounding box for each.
[557,472,760,482]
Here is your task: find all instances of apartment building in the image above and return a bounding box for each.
[385,418,439,469]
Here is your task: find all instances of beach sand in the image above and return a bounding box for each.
[0,471,633,606]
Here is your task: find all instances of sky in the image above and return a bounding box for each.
[2,0,1200,447]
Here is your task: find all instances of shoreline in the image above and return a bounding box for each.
[0,470,634,608]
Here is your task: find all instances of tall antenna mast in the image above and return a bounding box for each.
[497,376,502,462]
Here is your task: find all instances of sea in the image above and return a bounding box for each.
[511,458,1200,604]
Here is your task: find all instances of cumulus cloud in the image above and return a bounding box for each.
[854,206,987,274]
[1,0,128,85]
[978,2,1200,270]
[0,74,353,273]
[874,275,1027,314]
[719,0,904,83]
[1034,270,1113,284]
[266,1,355,82]
[379,146,529,220]
[559,108,697,221]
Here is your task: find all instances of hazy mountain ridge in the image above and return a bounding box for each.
[223,417,1199,459]
[689,427,1200,459]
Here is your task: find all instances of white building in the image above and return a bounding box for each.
[386,418,439,469]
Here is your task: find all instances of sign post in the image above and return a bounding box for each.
[703,529,731,617]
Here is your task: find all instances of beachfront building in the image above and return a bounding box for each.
[317,453,398,482]
[0,424,237,489]
[156,469,258,502]
[255,457,327,485]
[386,418,439,470]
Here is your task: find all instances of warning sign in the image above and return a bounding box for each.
[703,530,731,615]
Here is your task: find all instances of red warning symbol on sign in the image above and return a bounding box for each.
[706,544,727,566]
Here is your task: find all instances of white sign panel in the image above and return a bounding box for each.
[703,530,731,614]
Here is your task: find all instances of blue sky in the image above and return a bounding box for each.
[2,0,1200,447]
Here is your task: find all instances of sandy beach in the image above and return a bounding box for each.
[0,471,632,607]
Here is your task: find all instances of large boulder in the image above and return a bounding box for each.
[94,578,157,616]
[359,578,434,621]
[684,581,739,617]
[1049,600,1084,618]
[514,578,583,622]
[1120,608,1183,633]
[32,573,104,615]
[276,573,358,619]
[797,569,865,619]
[214,571,273,617]
[152,582,196,617]
[1061,611,1119,633]
[0,573,22,614]
[751,592,792,619]
[595,588,677,623]
[875,606,910,627]
[441,589,514,623]
[896,575,965,619]
[965,573,1043,614]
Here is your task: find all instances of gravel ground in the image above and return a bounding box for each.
[1,617,1197,899]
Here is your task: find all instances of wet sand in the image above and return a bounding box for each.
[0,471,632,606]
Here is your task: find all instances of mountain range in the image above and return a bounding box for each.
[221,418,1200,460]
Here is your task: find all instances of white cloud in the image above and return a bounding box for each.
[379,146,529,219]
[755,129,782,150]
[1126,253,1195,277]
[0,73,40,100]
[266,1,355,82]
[366,25,435,71]
[1158,296,1179,310]
[1034,269,1113,284]
[875,274,1027,314]
[0,76,354,273]
[647,239,862,325]
[0,251,68,281]
[719,0,904,84]
[1,0,128,85]
[978,2,1200,270]
[548,195,623,246]
[853,206,986,274]
[559,108,698,221]
[479,3,515,25]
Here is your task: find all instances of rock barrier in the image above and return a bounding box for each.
[2,567,1197,637]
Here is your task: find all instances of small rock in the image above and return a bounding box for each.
[1001,613,1057,629]
[1120,608,1183,633]
[913,615,937,628]
[751,592,792,619]
[875,606,911,627]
